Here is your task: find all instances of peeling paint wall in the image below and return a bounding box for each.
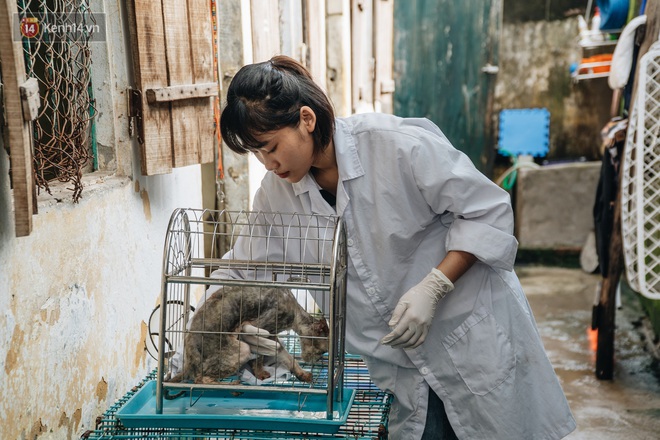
[0,0,206,438]
[0,172,203,439]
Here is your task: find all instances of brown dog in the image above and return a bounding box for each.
[168,285,329,385]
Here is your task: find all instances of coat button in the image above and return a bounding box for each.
[347,238,354,246]
[421,367,429,375]
[367,287,375,295]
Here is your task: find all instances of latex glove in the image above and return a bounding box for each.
[380,268,454,349]
[239,324,281,356]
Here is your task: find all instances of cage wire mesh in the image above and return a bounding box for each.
[85,365,391,440]
[17,0,97,202]
[142,208,357,430]
[621,35,660,300]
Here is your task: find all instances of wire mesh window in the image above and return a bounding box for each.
[17,0,99,202]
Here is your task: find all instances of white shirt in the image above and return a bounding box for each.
[214,113,576,439]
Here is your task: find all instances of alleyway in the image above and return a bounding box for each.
[519,266,660,440]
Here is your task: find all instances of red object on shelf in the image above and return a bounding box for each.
[579,54,613,74]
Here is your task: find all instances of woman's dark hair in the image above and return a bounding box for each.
[220,55,335,156]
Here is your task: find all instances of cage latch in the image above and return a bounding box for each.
[127,88,144,144]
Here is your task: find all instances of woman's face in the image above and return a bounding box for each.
[251,106,317,184]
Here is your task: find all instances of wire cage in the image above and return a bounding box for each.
[117,208,354,433]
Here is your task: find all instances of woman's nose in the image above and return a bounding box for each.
[263,155,278,171]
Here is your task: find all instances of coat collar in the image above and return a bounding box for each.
[291,118,364,215]
[292,118,364,197]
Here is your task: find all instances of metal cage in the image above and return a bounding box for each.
[146,208,350,430]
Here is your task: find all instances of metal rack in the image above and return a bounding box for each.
[84,357,392,440]
[115,208,356,433]
[573,30,621,82]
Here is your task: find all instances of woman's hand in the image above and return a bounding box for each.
[380,268,454,349]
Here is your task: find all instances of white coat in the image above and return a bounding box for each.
[211,113,577,439]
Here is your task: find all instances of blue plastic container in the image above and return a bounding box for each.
[116,380,356,433]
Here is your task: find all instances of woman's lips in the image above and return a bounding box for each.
[276,171,289,178]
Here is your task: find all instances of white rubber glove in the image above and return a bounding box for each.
[239,324,282,356]
[380,268,454,349]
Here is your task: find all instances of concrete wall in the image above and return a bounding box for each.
[515,161,601,249]
[494,17,614,161]
[495,7,613,252]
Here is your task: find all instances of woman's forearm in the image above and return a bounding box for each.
[436,250,478,283]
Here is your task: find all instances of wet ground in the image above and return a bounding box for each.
[518,266,660,440]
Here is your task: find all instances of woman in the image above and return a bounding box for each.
[218,55,576,439]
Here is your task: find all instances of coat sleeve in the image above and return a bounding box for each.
[408,119,518,271]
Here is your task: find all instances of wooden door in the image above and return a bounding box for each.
[394,0,502,172]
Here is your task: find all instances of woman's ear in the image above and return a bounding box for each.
[299,106,317,133]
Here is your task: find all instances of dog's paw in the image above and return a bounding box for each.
[255,369,272,381]
[296,370,313,383]
[199,376,221,385]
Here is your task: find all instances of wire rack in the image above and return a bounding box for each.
[83,356,391,440]
[621,36,660,300]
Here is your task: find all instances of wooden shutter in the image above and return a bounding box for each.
[126,0,216,176]
[0,0,36,237]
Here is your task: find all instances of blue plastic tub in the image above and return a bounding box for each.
[116,381,356,434]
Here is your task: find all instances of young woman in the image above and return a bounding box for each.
[217,55,576,439]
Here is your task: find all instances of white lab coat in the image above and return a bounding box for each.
[211,113,576,439]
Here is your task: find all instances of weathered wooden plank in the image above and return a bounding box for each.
[216,0,251,252]
[163,0,199,168]
[351,0,374,113]
[374,0,394,114]
[303,0,327,89]
[280,0,304,61]
[251,0,281,61]
[326,0,352,117]
[0,0,34,236]
[187,0,216,165]
[126,0,172,175]
[145,83,218,103]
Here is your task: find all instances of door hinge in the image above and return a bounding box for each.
[127,88,144,144]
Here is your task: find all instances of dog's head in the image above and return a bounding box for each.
[299,317,330,363]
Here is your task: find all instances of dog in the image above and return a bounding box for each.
[168,285,329,385]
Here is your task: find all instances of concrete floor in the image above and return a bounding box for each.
[518,266,660,440]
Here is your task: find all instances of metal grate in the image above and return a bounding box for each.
[17,0,97,202]
[83,359,391,440]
